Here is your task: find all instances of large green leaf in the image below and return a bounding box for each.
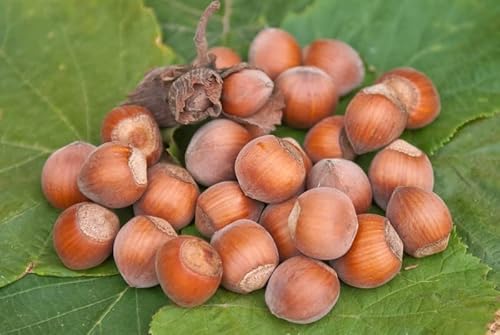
[145,0,311,62]
[0,0,174,287]
[149,232,497,335]
[282,0,500,155]
[0,275,166,334]
[1,0,499,334]
[432,115,500,282]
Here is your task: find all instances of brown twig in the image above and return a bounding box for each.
[193,1,221,66]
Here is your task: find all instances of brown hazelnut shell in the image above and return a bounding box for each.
[276,66,338,129]
[303,115,355,163]
[101,105,163,166]
[289,187,358,260]
[368,139,434,210]
[303,38,365,96]
[210,219,279,294]
[386,186,453,258]
[195,181,264,238]
[377,67,440,129]
[77,142,147,208]
[265,255,340,324]
[331,214,403,288]
[259,197,301,261]
[344,83,407,154]
[307,158,372,214]
[134,163,199,230]
[208,46,242,69]
[222,69,274,117]
[185,119,251,186]
[41,141,95,209]
[52,202,119,270]
[248,28,302,80]
[235,135,306,204]
[113,215,177,288]
[156,236,223,307]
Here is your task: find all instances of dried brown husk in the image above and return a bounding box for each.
[123,1,226,127]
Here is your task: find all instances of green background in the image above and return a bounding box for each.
[0,0,498,334]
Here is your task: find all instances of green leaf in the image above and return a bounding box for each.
[282,0,500,154]
[0,275,166,334]
[145,0,311,62]
[432,115,500,283]
[149,232,497,335]
[0,0,175,287]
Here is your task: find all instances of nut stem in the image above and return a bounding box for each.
[193,1,221,66]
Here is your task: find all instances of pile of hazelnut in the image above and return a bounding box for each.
[40,26,453,325]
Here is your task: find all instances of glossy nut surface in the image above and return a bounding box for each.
[259,197,301,261]
[208,46,242,69]
[101,105,163,166]
[369,139,434,210]
[211,219,279,294]
[377,67,440,129]
[248,28,302,79]
[222,69,274,117]
[235,135,306,204]
[134,163,199,230]
[156,236,223,307]
[307,158,372,214]
[386,186,453,258]
[303,116,355,163]
[303,38,364,96]
[53,202,119,270]
[113,215,177,288]
[265,255,340,324]
[344,84,407,154]
[331,214,403,288]
[289,187,358,260]
[77,142,147,208]
[276,66,338,129]
[185,119,251,186]
[41,141,95,209]
[195,181,264,238]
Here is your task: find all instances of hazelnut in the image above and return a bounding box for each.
[368,139,434,210]
[330,214,403,288]
[276,66,338,129]
[259,197,301,261]
[77,142,147,208]
[208,46,242,69]
[386,186,453,258]
[52,202,119,270]
[281,137,312,174]
[344,83,408,154]
[265,255,340,324]
[156,236,222,307]
[211,219,279,294]
[303,38,364,96]
[195,181,264,238]
[248,28,302,79]
[235,135,306,203]
[377,67,440,129]
[101,105,163,166]
[41,141,95,209]
[303,115,356,163]
[307,158,372,214]
[222,69,274,117]
[288,187,358,260]
[113,215,177,288]
[185,119,251,186]
[134,163,199,231]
